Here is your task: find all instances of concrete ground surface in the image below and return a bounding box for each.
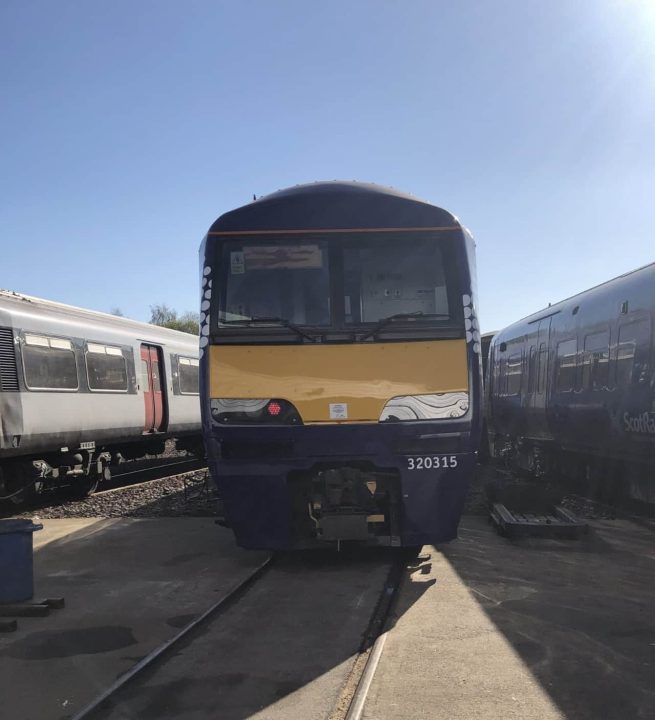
[0,518,268,720]
[2,514,654,720]
[91,549,394,720]
[362,515,655,720]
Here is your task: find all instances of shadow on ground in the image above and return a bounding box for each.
[87,545,432,720]
[438,516,655,720]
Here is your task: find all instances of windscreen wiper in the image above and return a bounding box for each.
[223,316,316,342]
[359,312,451,341]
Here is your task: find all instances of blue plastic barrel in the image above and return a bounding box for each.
[0,519,43,603]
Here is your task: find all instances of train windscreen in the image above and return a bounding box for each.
[213,234,462,335]
[218,240,331,326]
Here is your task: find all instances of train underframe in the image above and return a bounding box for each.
[492,434,655,507]
[288,463,402,546]
[0,446,111,505]
[207,424,475,550]
[0,434,204,505]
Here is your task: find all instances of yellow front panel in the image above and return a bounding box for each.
[209,340,468,423]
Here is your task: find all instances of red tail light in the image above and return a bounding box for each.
[267,401,282,416]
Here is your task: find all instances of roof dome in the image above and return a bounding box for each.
[208,181,458,234]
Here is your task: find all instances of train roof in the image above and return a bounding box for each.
[496,261,655,336]
[0,290,198,347]
[207,181,462,235]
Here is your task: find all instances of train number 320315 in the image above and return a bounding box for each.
[407,455,458,470]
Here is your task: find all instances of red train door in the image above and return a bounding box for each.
[140,344,167,432]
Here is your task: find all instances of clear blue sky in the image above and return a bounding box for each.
[2,1,654,332]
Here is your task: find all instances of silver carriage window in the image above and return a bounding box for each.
[218,241,331,325]
[179,356,199,394]
[86,343,128,392]
[343,238,451,323]
[22,334,78,390]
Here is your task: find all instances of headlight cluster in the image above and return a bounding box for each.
[210,398,302,425]
[379,392,469,422]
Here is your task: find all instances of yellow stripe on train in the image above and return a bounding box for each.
[209,339,468,423]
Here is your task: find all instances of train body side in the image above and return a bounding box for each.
[0,292,202,498]
[487,263,655,500]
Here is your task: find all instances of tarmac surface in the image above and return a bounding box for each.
[1,513,654,720]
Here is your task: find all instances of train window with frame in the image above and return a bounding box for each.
[537,342,548,394]
[342,237,456,324]
[178,356,199,395]
[505,352,523,396]
[217,239,331,326]
[581,330,610,390]
[498,357,507,396]
[527,345,536,394]
[22,334,79,391]
[151,360,161,392]
[86,343,128,392]
[555,338,577,392]
[140,360,150,392]
[616,319,651,386]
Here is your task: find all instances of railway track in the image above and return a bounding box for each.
[1,457,209,518]
[71,556,274,720]
[98,456,206,493]
[70,548,411,720]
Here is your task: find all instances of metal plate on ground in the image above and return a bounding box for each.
[490,503,587,539]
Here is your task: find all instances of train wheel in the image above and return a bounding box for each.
[69,460,110,500]
[69,475,100,499]
[399,545,422,561]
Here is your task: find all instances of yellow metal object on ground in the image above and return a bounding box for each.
[209,340,468,423]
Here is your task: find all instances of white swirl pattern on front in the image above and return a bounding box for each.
[211,398,269,413]
[199,264,212,358]
[379,392,469,421]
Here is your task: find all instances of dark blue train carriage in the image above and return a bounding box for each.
[487,263,655,503]
[199,182,483,549]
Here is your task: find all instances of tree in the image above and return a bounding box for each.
[110,307,124,317]
[150,304,199,335]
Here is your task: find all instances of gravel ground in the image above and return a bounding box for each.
[10,470,217,520]
[463,463,490,514]
[12,464,488,522]
[560,494,618,519]
[10,461,623,524]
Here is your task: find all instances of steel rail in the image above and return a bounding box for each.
[345,631,389,720]
[333,550,409,720]
[95,459,206,495]
[0,459,205,506]
[110,457,203,479]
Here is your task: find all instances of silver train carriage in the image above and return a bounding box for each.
[0,291,202,502]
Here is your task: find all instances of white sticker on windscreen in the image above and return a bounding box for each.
[230,251,245,274]
[329,403,348,420]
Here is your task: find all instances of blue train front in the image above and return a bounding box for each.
[199,182,482,549]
